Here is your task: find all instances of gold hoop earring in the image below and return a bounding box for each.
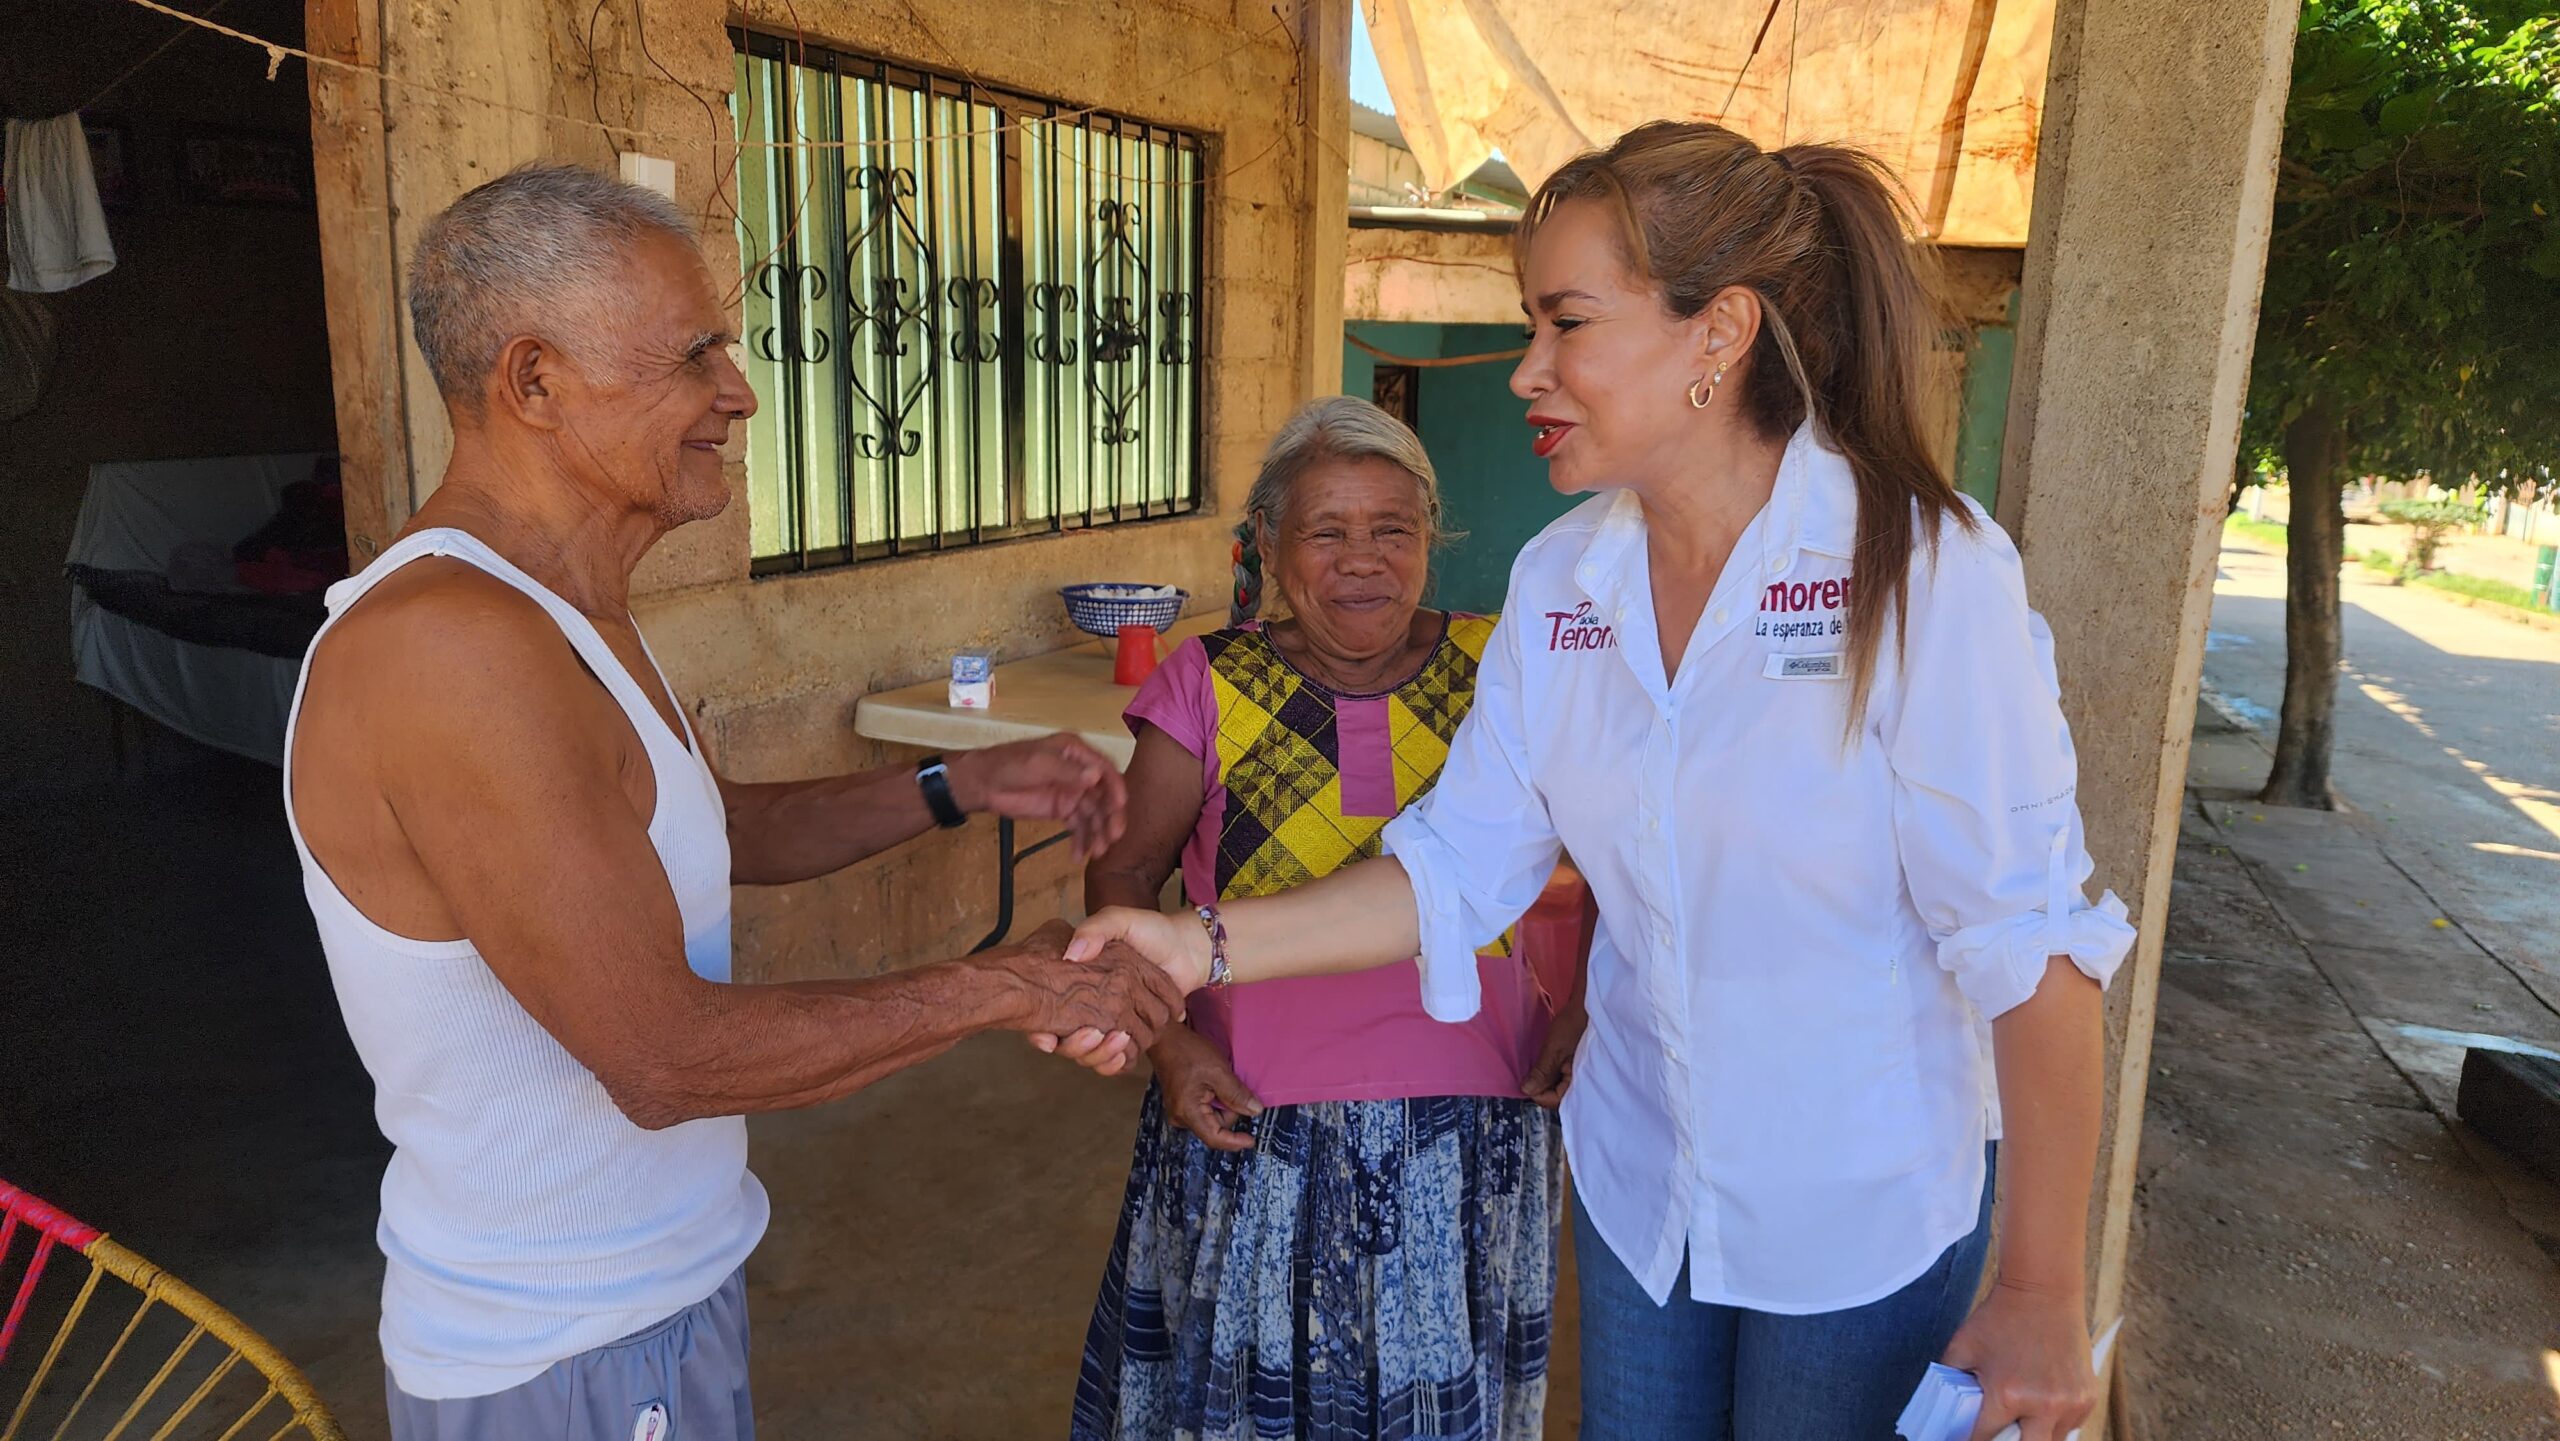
[1688,359,1731,410]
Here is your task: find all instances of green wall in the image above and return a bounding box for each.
[1952,292,2019,511]
[1345,321,1582,615]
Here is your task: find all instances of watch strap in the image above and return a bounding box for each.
[916,755,968,829]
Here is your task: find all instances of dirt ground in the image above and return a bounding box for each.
[2117,540,2560,1438]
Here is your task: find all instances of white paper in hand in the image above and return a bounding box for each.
[1895,1317,2123,1441]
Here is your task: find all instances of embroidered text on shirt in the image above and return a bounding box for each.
[1545,601,1618,652]
[1754,574,1854,641]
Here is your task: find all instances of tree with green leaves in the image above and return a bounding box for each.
[2246,0,2560,808]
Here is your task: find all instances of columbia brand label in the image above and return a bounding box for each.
[633,1402,669,1441]
[1764,652,1843,680]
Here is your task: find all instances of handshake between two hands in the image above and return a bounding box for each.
[973,904,1589,1146]
[979,908,1208,1078]
[933,735,1211,1076]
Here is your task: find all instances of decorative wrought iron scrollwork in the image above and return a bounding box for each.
[732,42,1207,566]
[755,262,830,303]
[1086,199,1153,446]
[1029,282,1080,365]
[1156,292,1195,366]
[1091,299,1146,365]
[945,278,1000,364]
[748,261,831,365]
[754,325,832,366]
[842,165,939,460]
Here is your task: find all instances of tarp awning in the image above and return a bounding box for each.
[1364,0,2049,246]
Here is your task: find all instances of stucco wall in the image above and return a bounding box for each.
[310,0,1333,979]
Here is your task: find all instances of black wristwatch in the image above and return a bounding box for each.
[915,754,969,829]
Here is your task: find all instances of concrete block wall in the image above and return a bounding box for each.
[308,0,1330,980]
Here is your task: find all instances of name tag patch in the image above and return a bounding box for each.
[1764,652,1843,680]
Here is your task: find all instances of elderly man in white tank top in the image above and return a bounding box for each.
[285,165,1186,1441]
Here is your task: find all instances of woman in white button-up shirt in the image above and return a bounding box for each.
[1073,121,2134,1441]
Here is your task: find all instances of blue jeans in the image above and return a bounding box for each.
[1574,1147,1997,1441]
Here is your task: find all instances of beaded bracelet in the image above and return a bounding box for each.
[1194,904,1234,989]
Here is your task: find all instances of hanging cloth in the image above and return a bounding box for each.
[6,114,118,293]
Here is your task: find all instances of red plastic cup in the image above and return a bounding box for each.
[1114,624,1160,686]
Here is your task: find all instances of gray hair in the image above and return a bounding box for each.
[1245,395,1450,543]
[407,163,695,409]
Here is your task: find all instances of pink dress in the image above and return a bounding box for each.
[1124,617,1553,1106]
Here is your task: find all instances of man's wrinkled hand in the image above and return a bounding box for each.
[945,735,1128,859]
[995,932,1186,1077]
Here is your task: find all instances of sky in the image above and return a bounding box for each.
[1350,0,1395,114]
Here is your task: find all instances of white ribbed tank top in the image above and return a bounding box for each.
[282,528,768,1400]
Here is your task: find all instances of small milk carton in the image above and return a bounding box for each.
[948,649,995,709]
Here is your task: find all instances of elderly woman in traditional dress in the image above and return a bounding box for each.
[1066,396,1576,1441]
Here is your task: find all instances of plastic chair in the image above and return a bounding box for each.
[0,1182,342,1441]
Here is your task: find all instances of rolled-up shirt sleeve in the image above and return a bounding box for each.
[1381,599,1562,1023]
[1884,513,2136,1021]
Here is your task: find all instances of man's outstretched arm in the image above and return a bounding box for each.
[715,733,1128,887]
[373,609,1178,1129]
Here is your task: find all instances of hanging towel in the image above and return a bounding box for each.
[6,115,117,293]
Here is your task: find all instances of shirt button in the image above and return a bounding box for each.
[1767,556,1784,574]
[1711,607,1728,625]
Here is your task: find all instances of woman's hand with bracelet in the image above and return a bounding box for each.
[1070,905,1216,993]
[1029,907,1216,1073]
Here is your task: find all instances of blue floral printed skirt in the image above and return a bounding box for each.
[1071,1086,1562,1441]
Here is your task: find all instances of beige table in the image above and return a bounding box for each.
[852,614,1220,949]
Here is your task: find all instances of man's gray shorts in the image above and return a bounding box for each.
[386,1269,752,1441]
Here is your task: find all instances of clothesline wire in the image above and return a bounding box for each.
[1716,0,1789,124]
[100,0,1308,317]
[106,0,1299,183]
[76,0,240,114]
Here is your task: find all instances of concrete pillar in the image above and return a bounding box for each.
[1296,0,1353,399]
[1995,0,2299,1428]
[383,0,553,505]
[306,0,408,565]
[306,0,551,539]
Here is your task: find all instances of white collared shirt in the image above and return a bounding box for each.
[1381,424,2134,1313]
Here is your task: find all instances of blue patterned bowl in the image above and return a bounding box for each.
[1060,583,1188,638]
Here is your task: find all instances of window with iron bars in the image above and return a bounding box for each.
[730,34,1206,572]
